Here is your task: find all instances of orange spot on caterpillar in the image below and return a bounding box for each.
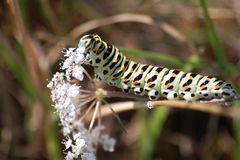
[133,80,140,85]
[134,82,140,85]
[147,82,153,86]
[200,85,206,90]
[104,67,110,71]
[166,83,172,88]
[200,85,207,90]
[214,85,220,89]
[167,85,173,89]
[112,76,117,80]
[183,86,189,91]
[122,79,130,84]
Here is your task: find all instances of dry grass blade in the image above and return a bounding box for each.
[47,13,154,66]
[159,22,197,53]
[35,30,71,66]
[46,39,70,66]
[70,13,154,39]
[7,0,49,92]
[86,101,240,121]
[149,100,240,118]
[232,0,240,25]
[198,8,234,19]
[160,22,187,43]
[0,30,20,65]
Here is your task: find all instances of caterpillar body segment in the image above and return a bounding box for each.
[78,34,236,103]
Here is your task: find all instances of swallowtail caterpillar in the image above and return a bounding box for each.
[78,33,237,105]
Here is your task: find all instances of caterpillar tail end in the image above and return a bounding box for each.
[234,95,240,101]
[199,97,238,106]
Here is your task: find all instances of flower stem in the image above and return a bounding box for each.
[89,101,100,130]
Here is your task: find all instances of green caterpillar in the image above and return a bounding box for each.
[78,33,236,104]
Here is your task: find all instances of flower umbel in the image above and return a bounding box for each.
[61,48,85,81]
[47,47,116,160]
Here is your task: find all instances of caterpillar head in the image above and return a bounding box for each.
[78,34,102,65]
[78,33,102,51]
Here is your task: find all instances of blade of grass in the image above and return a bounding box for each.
[136,108,169,160]
[199,1,240,159]
[18,0,29,28]
[70,13,153,39]
[119,47,206,69]
[47,120,63,160]
[38,0,61,33]
[0,42,36,99]
[233,100,240,160]
[198,0,233,73]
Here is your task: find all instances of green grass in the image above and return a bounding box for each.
[198,1,240,159]
[136,108,169,160]
[198,0,238,73]
[120,47,205,69]
[0,42,36,99]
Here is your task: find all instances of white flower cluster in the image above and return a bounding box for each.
[47,47,116,160]
[47,72,81,124]
[61,48,85,81]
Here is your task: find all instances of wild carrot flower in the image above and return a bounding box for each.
[47,46,116,160]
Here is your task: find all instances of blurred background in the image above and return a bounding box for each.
[0,0,240,159]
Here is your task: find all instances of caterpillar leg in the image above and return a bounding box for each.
[147,90,160,100]
[179,91,198,102]
[94,74,102,81]
[162,90,179,100]
[133,87,145,96]
[166,90,179,100]
[121,83,131,93]
[147,89,180,101]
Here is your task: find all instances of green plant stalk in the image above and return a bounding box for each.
[198,0,229,72]
[38,0,61,33]
[19,0,30,28]
[182,54,201,72]
[0,43,36,99]
[137,108,169,160]
[233,101,240,160]
[119,47,205,69]
[198,1,240,158]
[47,118,63,160]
